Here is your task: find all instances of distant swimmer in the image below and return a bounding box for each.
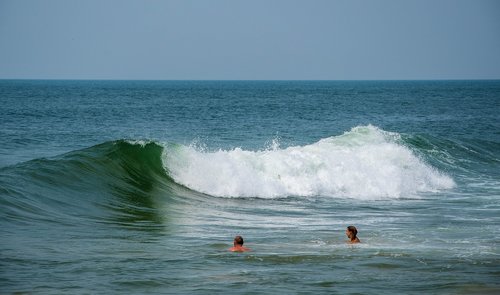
[229,235,251,252]
[346,226,361,244]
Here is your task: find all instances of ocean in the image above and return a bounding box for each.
[1,80,499,294]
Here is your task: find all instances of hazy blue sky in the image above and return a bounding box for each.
[1,0,499,80]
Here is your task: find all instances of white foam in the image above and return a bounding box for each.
[162,126,455,199]
[124,139,151,147]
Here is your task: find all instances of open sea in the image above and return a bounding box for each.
[1,80,499,294]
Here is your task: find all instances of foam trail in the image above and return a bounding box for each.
[163,126,455,199]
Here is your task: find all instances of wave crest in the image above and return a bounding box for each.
[162,126,455,199]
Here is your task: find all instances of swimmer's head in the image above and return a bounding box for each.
[346,226,358,237]
[234,235,244,246]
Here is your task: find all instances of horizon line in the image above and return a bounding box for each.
[1,78,499,82]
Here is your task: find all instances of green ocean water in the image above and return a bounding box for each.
[1,80,499,294]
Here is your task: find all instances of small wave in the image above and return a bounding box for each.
[162,125,455,199]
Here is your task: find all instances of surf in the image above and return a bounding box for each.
[0,124,466,220]
[163,125,456,199]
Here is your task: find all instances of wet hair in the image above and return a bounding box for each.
[347,226,358,237]
[234,235,244,245]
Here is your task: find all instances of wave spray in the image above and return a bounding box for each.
[163,126,455,199]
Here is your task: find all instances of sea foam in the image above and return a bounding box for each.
[162,126,455,199]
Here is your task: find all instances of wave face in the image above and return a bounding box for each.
[163,126,455,199]
[0,140,172,225]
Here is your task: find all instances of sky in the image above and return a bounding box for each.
[0,0,499,80]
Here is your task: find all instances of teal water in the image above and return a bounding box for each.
[1,80,499,294]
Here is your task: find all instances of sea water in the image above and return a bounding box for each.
[1,80,499,294]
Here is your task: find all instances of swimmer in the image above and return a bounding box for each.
[346,226,360,244]
[229,235,251,252]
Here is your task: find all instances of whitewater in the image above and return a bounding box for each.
[164,125,454,199]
